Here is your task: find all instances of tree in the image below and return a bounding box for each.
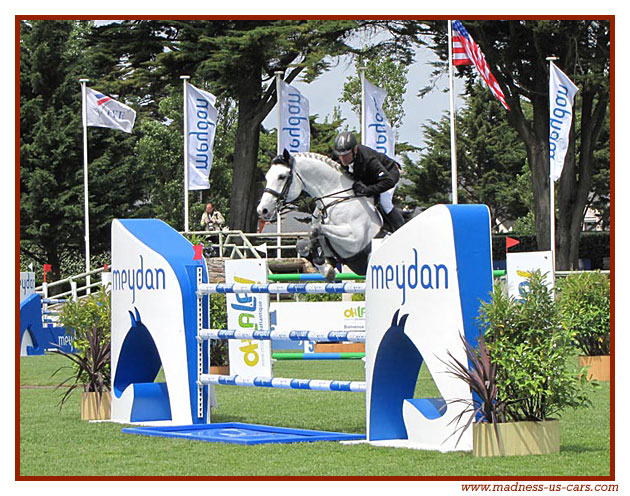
[400,83,529,230]
[93,20,420,232]
[340,55,409,130]
[133,91,235,230]
[424,20,610,269]
[20,20,149,278]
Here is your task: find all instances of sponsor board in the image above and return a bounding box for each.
[270,301,366,352]
[506,251,554,301]
[225,260,273,378]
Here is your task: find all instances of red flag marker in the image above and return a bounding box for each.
[506,237,520,252]
[193,244,203,261]
[43,264,52,283]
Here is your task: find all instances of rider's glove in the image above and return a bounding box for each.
[352,181,370,196]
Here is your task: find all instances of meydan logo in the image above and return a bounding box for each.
[112,255,166,303]
[370,248,449,305]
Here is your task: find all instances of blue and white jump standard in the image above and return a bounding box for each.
[112,203,493,450]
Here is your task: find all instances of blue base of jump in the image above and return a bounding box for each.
[122,422,365,445]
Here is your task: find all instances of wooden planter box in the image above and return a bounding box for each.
[578,355,610,381]
[314,342,365,353]
[473,420,560,457]
[81,391,111,421]
[210,365,230,375]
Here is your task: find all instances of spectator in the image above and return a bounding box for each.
[200,203,225,231]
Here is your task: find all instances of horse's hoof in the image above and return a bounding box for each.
[323,265,337,282]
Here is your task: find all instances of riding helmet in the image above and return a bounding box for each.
[334,131,358,156]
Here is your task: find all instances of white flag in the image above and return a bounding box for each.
[549,62,579,182]
[187,84,218,191]
[278,80,310,153]
[85,87,136,133]
[364,79,395,159]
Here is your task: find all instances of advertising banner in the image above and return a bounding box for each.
[225,260,273,378]
[20,272,36,302]
[86,87,136,133]
[549,62,579,182]
[270,301,366,352]
[507,251,554,301]
[278,80,310,153]
[364,78,395,159]
[186,84,218,190]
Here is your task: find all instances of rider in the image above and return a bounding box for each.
[333,131,406,231]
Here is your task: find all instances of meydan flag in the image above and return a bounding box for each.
[278,80,310,153]
[85,87,136,133]
[187,84,218,190]
[549,61,579,182]
[364,78,395,159]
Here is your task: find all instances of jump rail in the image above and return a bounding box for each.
[273,352,365,360]
[198,374,366,392]
[198,329,366,343]
[198,282,366,295]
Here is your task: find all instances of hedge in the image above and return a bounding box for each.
[493,232,610,269]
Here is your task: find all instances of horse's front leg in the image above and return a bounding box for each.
[307,224,341,282]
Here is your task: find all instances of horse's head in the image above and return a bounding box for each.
[257,149,303,221]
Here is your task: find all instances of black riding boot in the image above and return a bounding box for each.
[384,207,405,231]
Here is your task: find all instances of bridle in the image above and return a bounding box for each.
[263,153,365,220]
[263,155,301,210]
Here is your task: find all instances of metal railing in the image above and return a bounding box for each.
[185,230,309,259]
[35,266,110,302]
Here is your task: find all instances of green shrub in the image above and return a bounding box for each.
[478,272,591,421]
[557,272,610,356]
[209,294,229,366]
[53,287,111,409]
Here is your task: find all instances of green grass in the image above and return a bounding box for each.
[19,354,611,477]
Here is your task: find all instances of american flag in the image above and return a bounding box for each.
[452,20,510,110]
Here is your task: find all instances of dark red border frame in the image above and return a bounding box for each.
[14,14,615,482]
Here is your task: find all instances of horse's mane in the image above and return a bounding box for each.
[294,152,343,173]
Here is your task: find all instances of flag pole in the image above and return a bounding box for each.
[546,57,559,272]
[181,75,190,233]
[448,20,458,204]
[275,71,284,259]
[359,67,366,144]
[79,78,91,294]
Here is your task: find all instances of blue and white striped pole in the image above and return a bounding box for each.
[199,374,366,393]
[199,329,366,343]
[198,282,366,295]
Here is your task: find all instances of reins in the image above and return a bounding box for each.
[266,155,366,221]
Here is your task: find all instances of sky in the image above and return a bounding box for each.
[92,19,462,153]
[263,38,465,153]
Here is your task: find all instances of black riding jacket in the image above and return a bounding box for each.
[345,144,400,195]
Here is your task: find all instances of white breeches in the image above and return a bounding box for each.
[379,185,397,214]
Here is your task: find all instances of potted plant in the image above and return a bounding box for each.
[209,293,230,374]
[210,340,230,375]
[53,286,111,420]
[446,271,592,457]
[557,272,610,381]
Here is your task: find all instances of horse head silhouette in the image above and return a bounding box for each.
[113,308,162,398]
[369,309,425,441]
